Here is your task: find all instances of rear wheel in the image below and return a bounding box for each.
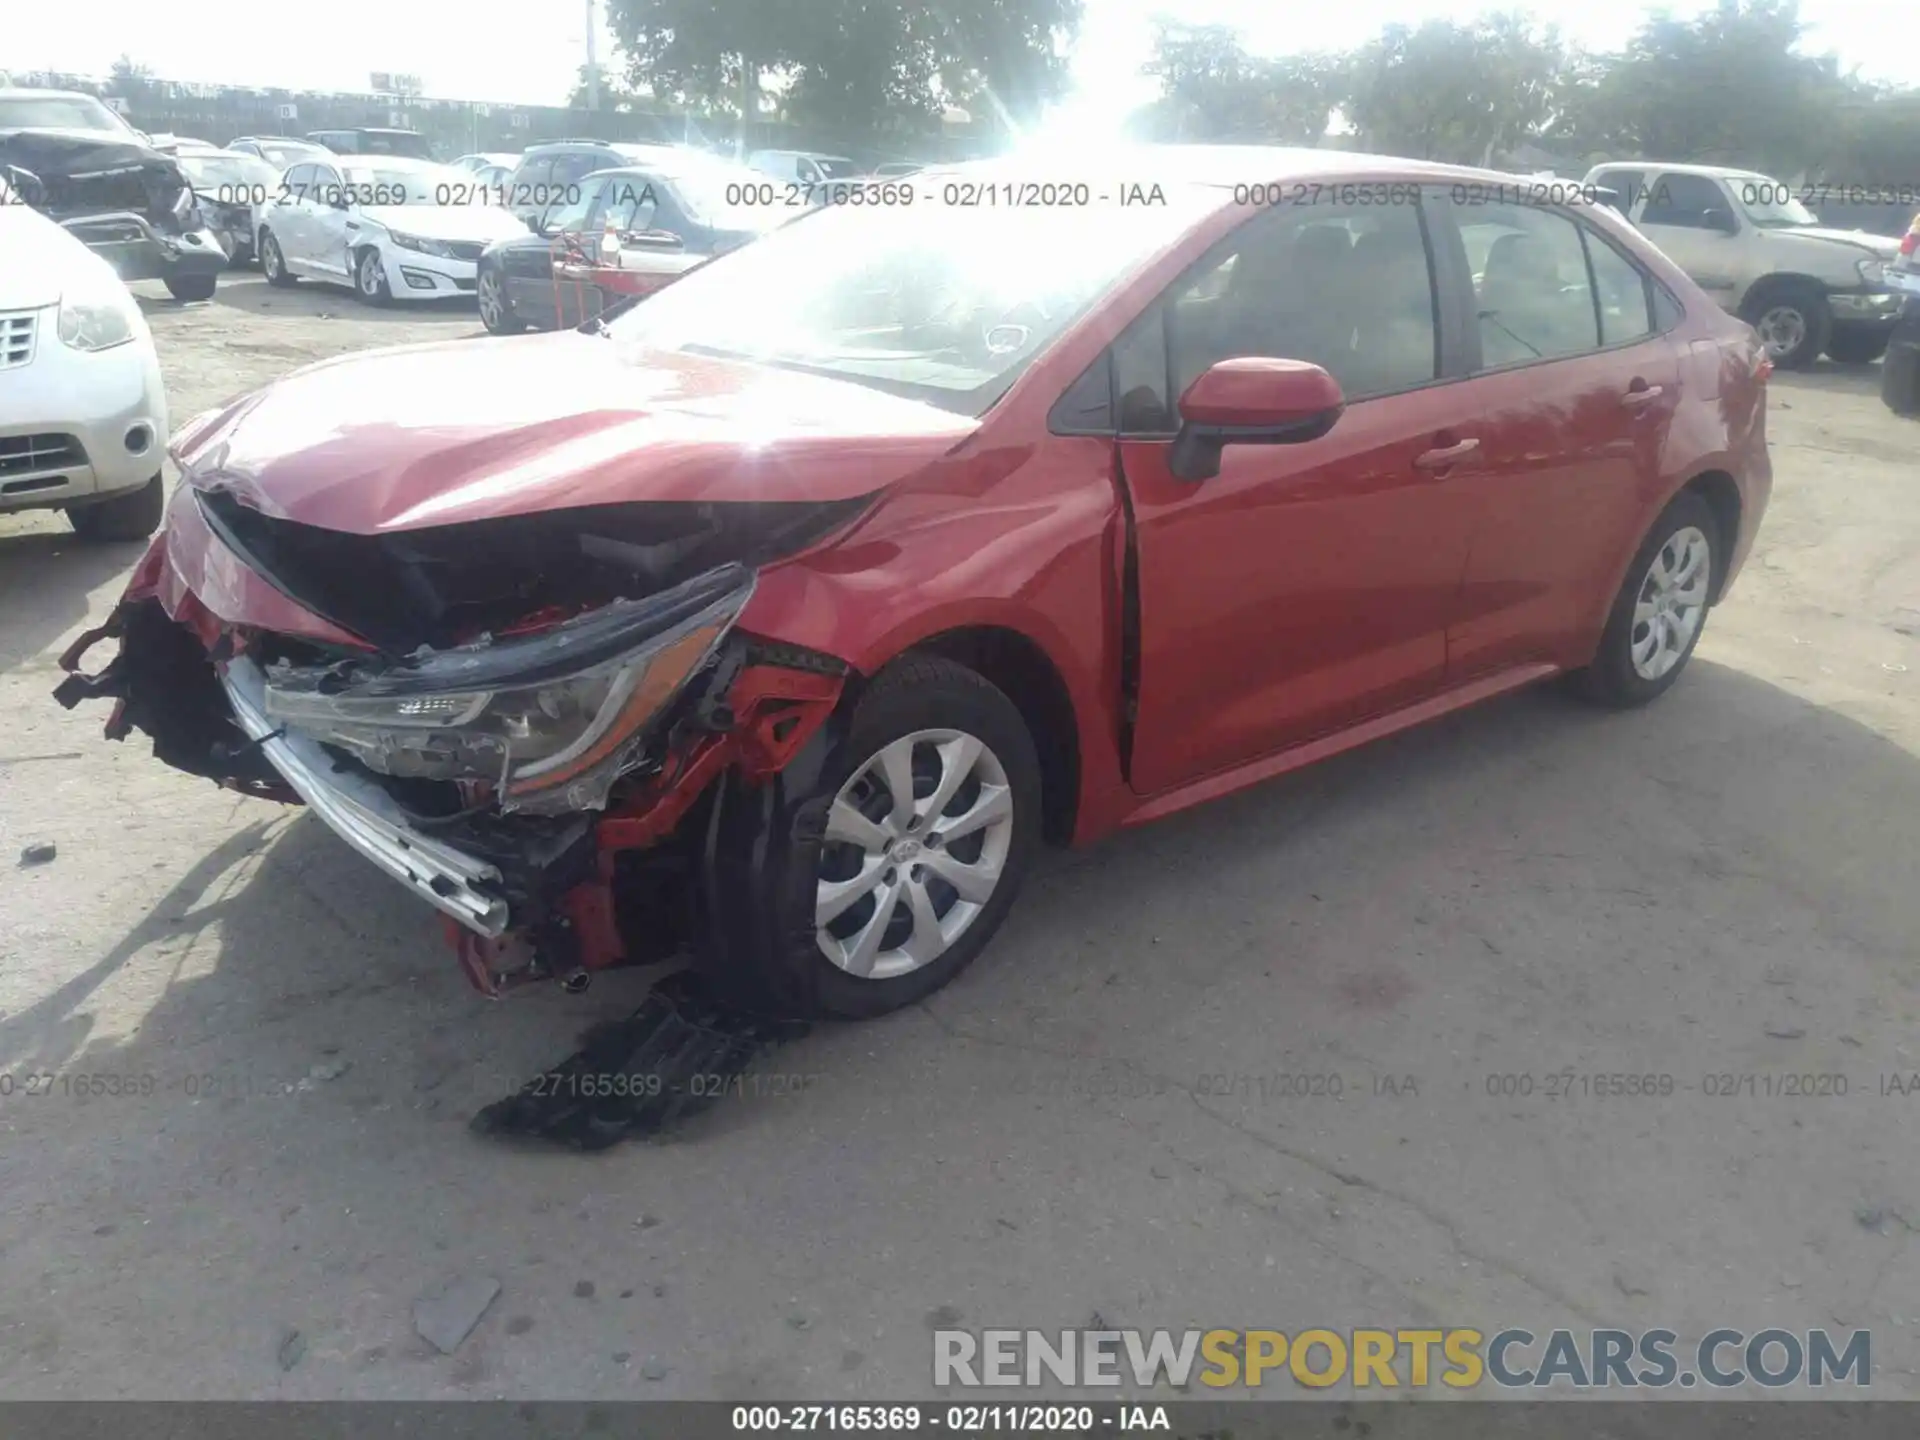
[260,230,297,287]
[68,474,164,543]
[695,654,1043,1019]
[1570,491,1720,708]
[1826,328,1890,365]
[1743,282,1829,370]
[355,247,392,307]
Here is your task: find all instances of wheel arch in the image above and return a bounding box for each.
[1739,271,1830,315]
[910,625,1083,846]
[1682,469,1743,604]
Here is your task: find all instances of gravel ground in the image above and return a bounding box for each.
[2,272,1918,1400]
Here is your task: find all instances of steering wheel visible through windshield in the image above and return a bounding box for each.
[603,185,1213,414]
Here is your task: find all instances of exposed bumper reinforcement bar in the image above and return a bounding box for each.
[221,656,511,936]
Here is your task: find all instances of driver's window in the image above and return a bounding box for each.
[603,179,659,234]
[1164,199,1439,405]
[1640,173,1729,229]
[310,165,342,206]
[542,177,604,234]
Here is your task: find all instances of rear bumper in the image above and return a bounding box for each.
[60,212,227,284]
[220,654,512,936]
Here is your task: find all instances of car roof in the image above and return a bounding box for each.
[0,87,100,98]
[1587,160,1768,180]
[923,144,1586,194]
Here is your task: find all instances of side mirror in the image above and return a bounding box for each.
[1168,358,1344,483]
[1703,206,1739,235]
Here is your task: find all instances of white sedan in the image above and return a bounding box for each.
[255,157,529,304]
[0,175,169,540]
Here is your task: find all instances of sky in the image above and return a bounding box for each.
[6,0,1909,116]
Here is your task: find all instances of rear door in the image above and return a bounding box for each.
[1432,195,1682,678]
[1114,190,1481,796]
[266,163,314,265]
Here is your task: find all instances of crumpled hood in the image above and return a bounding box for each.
[0,128,190,224]
[171,331,980,533]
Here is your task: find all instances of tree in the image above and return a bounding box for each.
[1550,0,1855,175]
[1341,14,1565,164]
[603,0,1078,140]
[108,55,155,103]
[1137,23,1342,144]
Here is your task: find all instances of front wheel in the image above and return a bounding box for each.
[477,265,520,334]
[695,654,1043,1020]
[355,247,392,307]
[164,272,217,302]
[1570,491,1720,708]
[1744,284,1830,370]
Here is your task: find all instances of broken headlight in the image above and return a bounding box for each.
[259,565,753,814]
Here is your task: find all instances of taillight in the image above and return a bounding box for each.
[1900,229,1919,258]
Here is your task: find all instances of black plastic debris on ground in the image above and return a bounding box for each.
[472,971,810,1151]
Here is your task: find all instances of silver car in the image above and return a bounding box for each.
[0,174,169,540]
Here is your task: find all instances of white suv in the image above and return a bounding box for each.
[0,176,169,540]
[1583,161,1902,368]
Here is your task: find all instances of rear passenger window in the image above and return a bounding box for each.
[1162,200,1439,405]
[1453,200,1597,368]
[1582,231,1654,346]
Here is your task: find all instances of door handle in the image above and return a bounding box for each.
[1413,437,1480,471]
[1622,382,1665,407]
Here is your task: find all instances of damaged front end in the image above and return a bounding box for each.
[58,492,858,999]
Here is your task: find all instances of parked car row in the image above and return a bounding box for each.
[1582,160,1912,369]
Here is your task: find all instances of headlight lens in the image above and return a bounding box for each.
[260,567,753,814]
[57,276,139,352]
[390,231,458,258]
[1858,256,1887,285]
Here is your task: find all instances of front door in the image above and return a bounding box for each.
[1116,195,1480,796]
[1634,171,1743,307]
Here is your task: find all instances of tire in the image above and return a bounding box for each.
[1883,340,1920,416]
[260,230,297,287]
[1826,328,1890,365]
[694,653,1043,1020]
[477,264,520,334]
[354,246,392,307]
[68,473,164,543]
[164,272,217,302]
[1570,491,1721,708]
[1742,283,1829,370]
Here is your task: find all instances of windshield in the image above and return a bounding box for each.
[1731,176,1820,228]
[811,157,859,179]
[604,185,1213,414]
[341,163,466,205]
[0,93,135,134]
[252,140,323,167]
[667,166,793,231]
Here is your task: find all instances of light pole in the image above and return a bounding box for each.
[586,0,601,111]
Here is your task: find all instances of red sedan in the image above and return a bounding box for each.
[57,148,1772,1019]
